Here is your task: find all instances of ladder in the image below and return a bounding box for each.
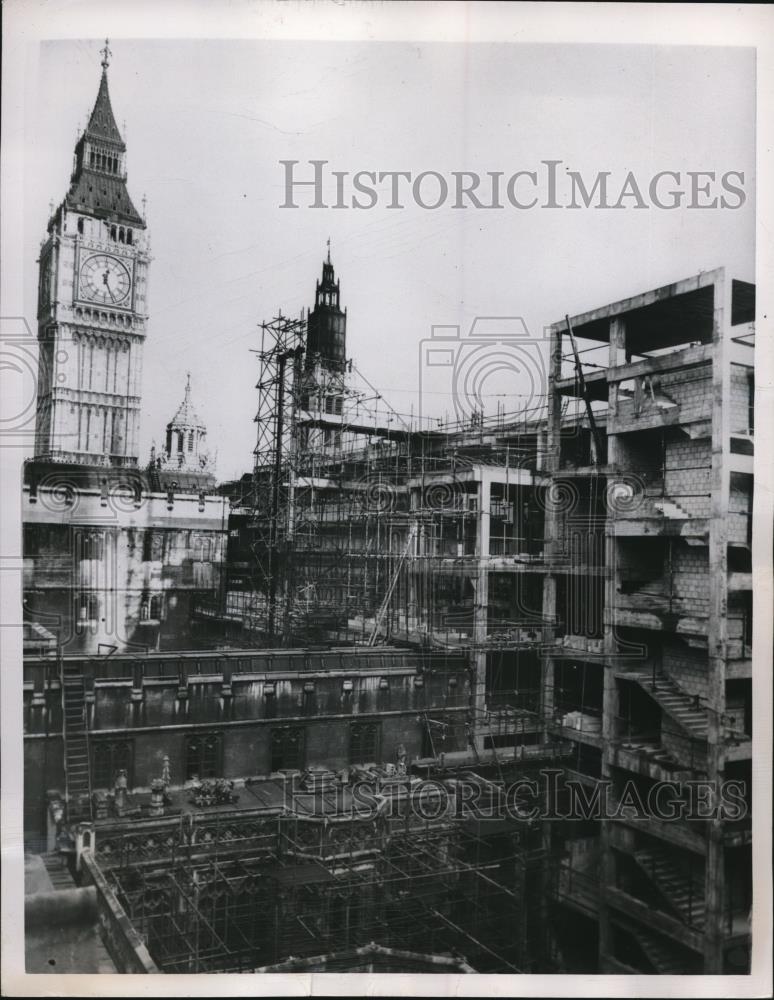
[61,653,93,823]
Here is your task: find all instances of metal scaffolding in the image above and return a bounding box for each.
[107,816,550,974]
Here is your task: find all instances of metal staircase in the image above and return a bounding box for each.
[633,845,705,929]
[61,660,93,824]
[623,920,694,973]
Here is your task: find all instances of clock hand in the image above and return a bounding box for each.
[101,269,116,302]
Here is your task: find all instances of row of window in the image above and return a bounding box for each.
[76,217,135,245]
[166,429,199,454]
[299,394,343,415]
[90,722,383,788]
[73,306,134,327]
[88,150,121,175]
[74,593,164,623]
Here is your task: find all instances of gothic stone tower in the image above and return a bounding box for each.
[22,43,228,679]
[300,247,348,453]
[35,42,149,467]
[306,243,347,373]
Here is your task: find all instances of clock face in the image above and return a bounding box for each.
[79,254,132,306]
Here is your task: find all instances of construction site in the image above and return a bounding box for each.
[23,251,754,977]
[13,34,760,983]
[209,258,755,976]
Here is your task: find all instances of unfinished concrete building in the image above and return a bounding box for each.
[24,261,754,976]
[197,262,755,973]
[22,50,754,977]
[543,267,753,973]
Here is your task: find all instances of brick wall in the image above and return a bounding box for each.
[662,721,706,771]
[664,438,711,517]
[671,543,710,618]
[657,363,713,425]
[662,640,709,699]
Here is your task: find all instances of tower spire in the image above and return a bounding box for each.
[65,41,145,228]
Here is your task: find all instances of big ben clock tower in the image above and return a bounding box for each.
[35,41,149,467]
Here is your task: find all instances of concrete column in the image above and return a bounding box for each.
[541,324,563,739]
[598,314,625,967]
[471,472,491,717]
[704,269,732,973]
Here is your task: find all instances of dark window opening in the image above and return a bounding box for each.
[350,721,381,764]
[302,684,317,716]
[185,732,222,780]
[748,373,755,435]
[270,727,305,772]
[742,592,753,648]
[92,739,134,789]
[731,279,755,327]
[142,594,163,621]
[558,573,604,639]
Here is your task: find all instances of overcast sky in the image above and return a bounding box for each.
[27,39,755,478]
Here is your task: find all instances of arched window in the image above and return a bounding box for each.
[126,229,133,246]
[110,225,117,241]
[77,218,84,234]
[89,151,95,168]
[188,431,194,452]
[118,227,125,243]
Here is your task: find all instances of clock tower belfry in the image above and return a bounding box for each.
[35,40,150,467]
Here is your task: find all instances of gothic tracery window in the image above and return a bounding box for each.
[349,721,381,764]
[185,732,222,780]
[92,739,134,789]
